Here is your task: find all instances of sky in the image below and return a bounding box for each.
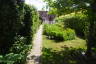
[25,0,47,10]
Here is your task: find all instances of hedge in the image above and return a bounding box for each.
[0,1,41,64]
[19,4,41,44]
[0,0,24,54]
[55,12,89,38]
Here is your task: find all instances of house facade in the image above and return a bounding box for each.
[38,11,56,24]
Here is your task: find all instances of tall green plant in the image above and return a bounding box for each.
[0,0,24,54]
[19,4,41,44]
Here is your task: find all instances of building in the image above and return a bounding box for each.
[38,11,56,24]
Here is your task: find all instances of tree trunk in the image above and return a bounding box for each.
[86,0,96,59]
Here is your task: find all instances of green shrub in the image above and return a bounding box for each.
[44,24,76,41]
[18,4,41,44]
[9,35,32,64]
[0,53,24,64]
[55,12,89,38]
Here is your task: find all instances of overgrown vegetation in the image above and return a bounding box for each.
[0,1,41,64]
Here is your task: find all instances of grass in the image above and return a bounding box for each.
[43,35,86,51]
[42,35,87,64]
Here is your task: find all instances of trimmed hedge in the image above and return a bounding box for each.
[44,24,76,41]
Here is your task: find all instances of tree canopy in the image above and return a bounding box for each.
[44,0,92,15]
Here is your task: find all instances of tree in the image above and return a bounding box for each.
[44,0,74,16]
[44,0,90,16]
[86,0,96,58]
[0,0,24,54]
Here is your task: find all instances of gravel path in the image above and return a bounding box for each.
[26,25,43,64]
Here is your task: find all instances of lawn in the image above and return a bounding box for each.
[43,35,86,51]
[42,35,87,64]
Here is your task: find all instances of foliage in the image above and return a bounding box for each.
[44,0,91,16]
[42,34,87,64]
[44,24,76,41]
[8,4,40,64]
[10,35,32,54]
[42,47,87,64]
[7,36,31,64]
[44,0,96,61]
[19,4,41,44]
[0,1,41,64]
[0,0,24,54]
[48,8,58,15]
[0,53,24,64]
[55,12,89,38]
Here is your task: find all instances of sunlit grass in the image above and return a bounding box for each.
[43,35,86,51]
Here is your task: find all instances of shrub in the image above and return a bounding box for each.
[63,28,76,40]
[55,12,89,38]
[19,4,41,44]
[44,24,76,41]
[9,35,32,64]
[0,53,24,64]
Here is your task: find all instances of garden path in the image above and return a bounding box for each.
[26,25,43,64]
